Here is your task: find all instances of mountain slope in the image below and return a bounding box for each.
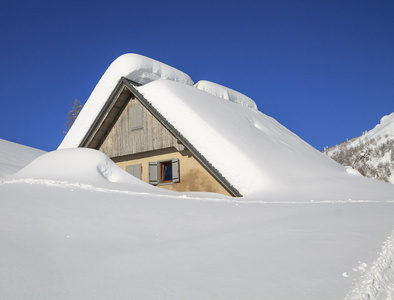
[324,113,394,184]
[0,139,45,179]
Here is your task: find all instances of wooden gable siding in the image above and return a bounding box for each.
[82,86,132,150]
[99,96,184,158]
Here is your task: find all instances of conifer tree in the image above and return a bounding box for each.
[63,98,83,134]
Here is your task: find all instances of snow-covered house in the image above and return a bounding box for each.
[59,53,394,200]
[59,54,246,196]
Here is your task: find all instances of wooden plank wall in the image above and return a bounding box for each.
[99,97,184,158]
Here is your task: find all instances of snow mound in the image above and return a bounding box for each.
[194,80,257,110]
[59,53,193,149]
[345,166,362,176]
[9,148,164,193]
[0,139,45,178]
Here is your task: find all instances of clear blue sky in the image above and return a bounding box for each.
[1,0,393,151]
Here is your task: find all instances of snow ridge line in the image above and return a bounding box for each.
[0,178,390,204]
[346,231,394,300]
[0,178,231,202]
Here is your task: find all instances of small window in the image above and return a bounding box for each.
[161,161,173,183]
[130,105,144,130]
[149,159,179,185]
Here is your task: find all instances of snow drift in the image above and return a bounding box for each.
[9,148,177,195]
[194,80,257,110]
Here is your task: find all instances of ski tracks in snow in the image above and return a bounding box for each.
[346,231,394,300]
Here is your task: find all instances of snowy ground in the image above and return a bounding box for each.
[1,179,394,299]
[1,147,394,299]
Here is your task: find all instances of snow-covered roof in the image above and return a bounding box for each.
[194,80,257,110]
[59,54,193,150]
[59,54,394,200]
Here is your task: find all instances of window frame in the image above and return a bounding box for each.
[149,158,179,186]
[160,161,173,184]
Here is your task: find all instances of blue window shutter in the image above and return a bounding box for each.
[149,162,159,185]
[172,159,180,183]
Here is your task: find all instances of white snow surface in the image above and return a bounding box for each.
[1,148,394,299]
[9,148,170,194]
[194,80,257,109]
[137,80,394,200]
[6,148,226,200]
[0,138,45,178]
[59,53,193,149]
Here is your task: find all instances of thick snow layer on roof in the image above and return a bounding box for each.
[194,80,257,110]
[137,80,394,200]
[0,139,45,178]
[59,54,193,149]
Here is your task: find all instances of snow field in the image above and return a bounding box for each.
[1,179,394,299]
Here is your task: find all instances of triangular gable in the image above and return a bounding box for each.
[79,77,242,197]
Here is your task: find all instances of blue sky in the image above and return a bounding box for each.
[0,0,393,151]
